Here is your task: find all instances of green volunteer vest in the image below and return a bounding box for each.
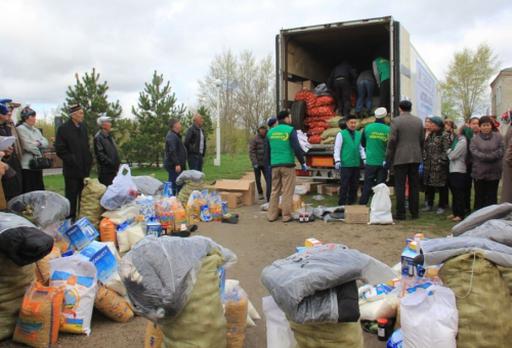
[340,129,362,168]
[364,122,390,166]
[268,124,295,166]
[374,57,390,82]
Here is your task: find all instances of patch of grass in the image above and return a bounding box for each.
[44,153,251,196]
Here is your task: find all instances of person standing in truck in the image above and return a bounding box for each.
[359,107,390,205]
[267,111,306,223]
[385,100,424,220]
[373,56,391,112]
[334,115,366,206]
[249,123,268,201]
[328,61,357,118]
[355,70,376,118]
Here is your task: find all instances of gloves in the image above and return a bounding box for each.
[335,162,341,170]
[301,164,309,171]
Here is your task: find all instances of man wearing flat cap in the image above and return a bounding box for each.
[55,104,93,220]
[94,115,120,186]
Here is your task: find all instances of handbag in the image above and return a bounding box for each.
[29,155,52,170]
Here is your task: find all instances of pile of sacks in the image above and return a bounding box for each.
[295,89,339,145]
[261,243,396,348]
[0,191,135,348]
[121,235,260,348]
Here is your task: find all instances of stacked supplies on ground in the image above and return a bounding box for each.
[261,244,395,348]
[120,236,237,348]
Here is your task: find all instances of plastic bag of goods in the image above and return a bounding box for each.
[0,212,54,266]
[223,284,249,348]
[262,296,297,348]
[369,184,393,225]
[144,320,164,348]
[119,235,236,322]
[43,220,71,254]
[12,282,64,348]
[100,164,139,210]
[101,204,140,225]
[132,176,164,196]
[176,170,205,185]
[35,247,61,285]
[7,191,70,228]
[99,217,117,244]
[173,200,188,232]
[49,255,97,335]
[0,253,35,340]
[79,178,106,227]
[117,221,145,254]
[154,197,177,232]
[136,195,156,221]
[94,285,134,322]
[186,190,206,224]
[208,192,223,222]
[400,285,458,348]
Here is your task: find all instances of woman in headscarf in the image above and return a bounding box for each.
[16,106,49,192]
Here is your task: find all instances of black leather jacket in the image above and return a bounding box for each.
[94,131,120,174]
[184,124,206,156]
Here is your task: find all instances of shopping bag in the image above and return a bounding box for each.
[100,164,138,210]
[369,183,393,225]
[400,285,458,348]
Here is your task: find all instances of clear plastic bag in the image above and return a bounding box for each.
[223,284,248,348]
[132,176,164,196]
[119,235,236,321]
[8,191,70,228]
[100,164,139,210]
[262,296,297,348]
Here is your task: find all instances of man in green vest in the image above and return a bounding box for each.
[334,115,366,206]
[359,107,390,204]
[373,56,391,112]
[267,110,307,222]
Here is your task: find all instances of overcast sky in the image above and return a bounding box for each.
[1,0,511,119]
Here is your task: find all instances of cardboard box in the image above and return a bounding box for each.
[305,238,322,247]
[303,80,314,90]
[345,205,369,224]
[214,180,256,206]
[324,185,339,196]
[287,81,303,100]
[78,241,117,282]
[220,191,243,209]
[64,217,99,250]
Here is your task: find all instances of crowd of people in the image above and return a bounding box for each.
[0,100,209,221]
[253,99,512,223]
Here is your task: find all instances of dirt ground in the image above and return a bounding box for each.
[1,202,448,348]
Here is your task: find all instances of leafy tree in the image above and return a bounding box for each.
[61,68,122,137]
[442,44,499,120]
[131,71,186,167]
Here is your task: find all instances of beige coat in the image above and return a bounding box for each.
[501,128,512,203]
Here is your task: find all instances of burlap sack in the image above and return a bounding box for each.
[439,253,512,348]
[79,178,106,227]
[289,321,364,348]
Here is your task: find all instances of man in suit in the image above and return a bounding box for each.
[55,104,93,220]
[385,100,424,220]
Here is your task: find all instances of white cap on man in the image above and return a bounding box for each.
[374,107,387,119]
[97,115,111,126]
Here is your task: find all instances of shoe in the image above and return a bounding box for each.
[436,208,445,215]
[421,206,433,212]
[452,216,462,222]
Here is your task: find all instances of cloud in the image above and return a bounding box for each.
[1,0,511,118]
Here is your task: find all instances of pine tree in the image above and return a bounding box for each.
[61,68,122,136]
[131,71,186,167]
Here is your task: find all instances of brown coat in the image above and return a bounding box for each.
[501,128,512,203]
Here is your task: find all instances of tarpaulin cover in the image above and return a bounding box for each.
[451,203,512,236]
[261,244,395,324]
[0,212,53,266]
[132,176,164,196]
[8,191,70,228]
[176,170,204,185]
[120,235,236,321]
[460,219,512,246]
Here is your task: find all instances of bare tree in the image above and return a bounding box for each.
[442,44,499,120]
[198,49,275,153]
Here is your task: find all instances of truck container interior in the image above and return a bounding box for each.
[283,21,391,103]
